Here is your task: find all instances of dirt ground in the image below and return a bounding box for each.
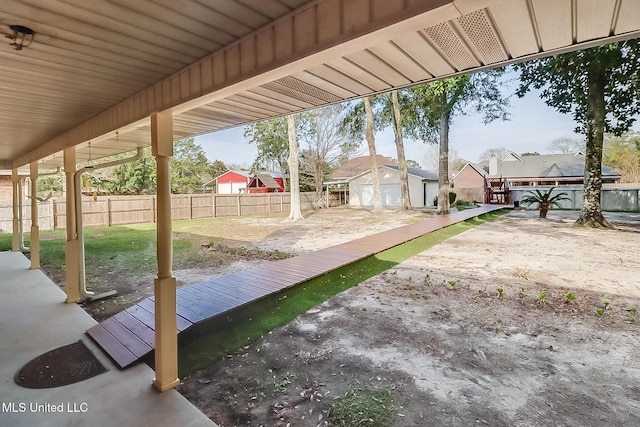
[77,208,428,320]
[176,209,640,427]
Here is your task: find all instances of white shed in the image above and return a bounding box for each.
[348,165,438,208]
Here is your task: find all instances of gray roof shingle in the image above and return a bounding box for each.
[475,153,619,179]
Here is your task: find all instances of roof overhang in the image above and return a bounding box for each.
[2,0,640,173]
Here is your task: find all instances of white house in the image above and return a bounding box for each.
[348,165,438,208]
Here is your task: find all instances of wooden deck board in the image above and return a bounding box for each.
[85,324,138,368]
[87,205,505,368]
[180,284,251,307]
[214,272,287,290]
[100,317,153,358]
[113,311,155,347]
[201,281,272,301]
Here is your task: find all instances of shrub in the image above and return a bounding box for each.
[433,192,457,206]
[520,187,569,218]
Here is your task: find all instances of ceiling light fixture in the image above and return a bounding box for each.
[6,25,35,50]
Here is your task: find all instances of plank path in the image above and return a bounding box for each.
[87,205,504,368]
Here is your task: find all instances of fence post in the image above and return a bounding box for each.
[280,193,283,213]
[152,196,157,223]
[107,197,112,227]
[212,193,216,218]
[49,198,55,231]
[237,194,241,216]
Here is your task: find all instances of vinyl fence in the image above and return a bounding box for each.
[510,186,640,211]
[452,185,640,211]
[0,192,317,232]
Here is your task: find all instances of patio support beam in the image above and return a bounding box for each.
[14,0,461,168]
[151,111,179,392]
[64,148,81,303]
[30,161,40,269]
[11,169,20,252]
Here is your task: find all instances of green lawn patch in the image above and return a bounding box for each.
[330,388,395,427]
[176,210,507,375]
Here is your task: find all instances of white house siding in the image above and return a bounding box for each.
[349,167,435,208]
[361,184,401,206]
[425,181,438,207]
[217,182,247,194]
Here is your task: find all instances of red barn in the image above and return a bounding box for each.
[214,171,251,194]
[247,173,284,193]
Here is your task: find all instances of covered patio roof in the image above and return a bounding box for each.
[2,0,640,172]
[2,0,640,396]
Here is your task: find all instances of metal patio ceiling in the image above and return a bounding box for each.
[2,0,640,172]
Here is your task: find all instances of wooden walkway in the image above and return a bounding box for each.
[87,205,505,368]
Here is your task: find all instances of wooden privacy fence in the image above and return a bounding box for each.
[0,192,316,232]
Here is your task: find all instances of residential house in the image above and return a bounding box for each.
[325,155,396,205]
[348,164,439,208]
[453,151,621,201]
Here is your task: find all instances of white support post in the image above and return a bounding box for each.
[11,169,20,252]
[151,111,179,392]
[64,148,81,303]
[30,162,40,269]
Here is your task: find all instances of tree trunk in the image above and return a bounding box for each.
[314,161,324,206]
[539,202,549,218]
[364,97,383,215]
[574,68,612,228]
[286,114,304,221]
[314,123,324,204]
[437,101,451,215]
[391,91,411,211]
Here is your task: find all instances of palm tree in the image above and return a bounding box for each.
[520,187,570,218]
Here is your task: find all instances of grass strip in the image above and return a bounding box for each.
[176,210,507,375]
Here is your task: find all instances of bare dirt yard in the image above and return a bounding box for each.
[77,208,428,320]
[177,209,640,427]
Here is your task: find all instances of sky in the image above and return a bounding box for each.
[195,78,639,170]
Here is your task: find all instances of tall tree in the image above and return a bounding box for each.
[370,90,423,212]
[548,137,585,154]
[406,70,509,214]
[515,39,640,228]
[388,90,411,211]
[209,160,228,179]
[286,114,304,221]
[477,147,509,162]
[112,147,156,194]
[170,137,210,193]
[297,105,359,200]
[206,160,229,192]
[603,131,640,183]
[423,146,466,177]
[341,97,383,214]
[244,118,289,181]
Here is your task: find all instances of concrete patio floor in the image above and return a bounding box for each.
[0,251,216,427]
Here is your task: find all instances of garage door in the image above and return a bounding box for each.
[361,184,401,207]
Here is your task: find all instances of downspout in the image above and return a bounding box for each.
[74,148,143,300]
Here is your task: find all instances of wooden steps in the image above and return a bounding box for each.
[87,205,504,368]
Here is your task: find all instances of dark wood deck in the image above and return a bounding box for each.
[87,205,504,368]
